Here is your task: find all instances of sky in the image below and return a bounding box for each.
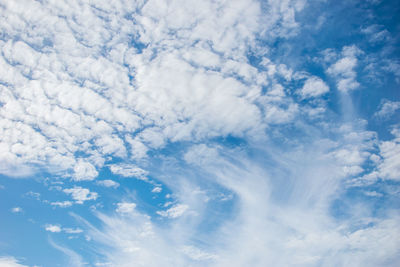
[0,0,399,266]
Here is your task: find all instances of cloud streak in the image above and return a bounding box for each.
[0,0,399,266]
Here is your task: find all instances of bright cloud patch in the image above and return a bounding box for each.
[0,0,399,266]
[45,224,62,233]
[300,77,330,98]
[116,202,136,214]
[50,201,73,208]
[0,257,28,267]
[63,187,98,204]
[156,204,189,219]
[11,207,22,213]
[374,99,400,119]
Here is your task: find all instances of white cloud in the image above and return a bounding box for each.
[11,207,22,213]
[50,201,73,208]
[362,24,390,43]
[116,202,136,214]
[73,159,98,181]
[377,139,400,181]
[1,1,398,266]
[327,46,362,93]
[64,228,83,234]
[374,99,400,119]
[45,223,83,235]
[63,187,98,204]
[97,179,120,188]
[156,204,189,219]
[151,187,162,193]
[45,224,62,233]
[79,139,400,266]
[0,256,28,267]
[0,0,306,182]
[109,164,148,180]
[300,76,329,98]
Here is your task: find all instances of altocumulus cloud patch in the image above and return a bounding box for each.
[0,0,399,266]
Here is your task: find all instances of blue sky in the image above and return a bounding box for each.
[0,0,399,266]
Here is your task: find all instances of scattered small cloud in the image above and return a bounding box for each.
[11,207,23,213]
[50,201,73,208]
[151,187,162,193]
[374,99,400,119]
[63,228,83,234]
[157,204,189,218]
[45,224,83,235]
[116,202,136,214]
[96,179,120,188]
[109,164,148,181]
[327,46,362,93]
[63,187,98,204]
[300,77,329,98]
[45,224,62,233]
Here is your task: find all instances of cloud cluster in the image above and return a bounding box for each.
[374,99,400,119]
[63,187,98,204]
[1,0,399,266]
[45,224,83,234]
[300,76,330,98]
[327,46,362,93]
[0,0,308,180]
[116,202,136,214]
[81,135,400,266]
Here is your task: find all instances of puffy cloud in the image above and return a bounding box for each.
[0,0,307,181]
[45,224,62,233]
[63,187,98,204]
[327,46,362,93]
[377,139,400,181]
[116,202,136,214]
[374,99,400,119]
[73,159,98,181]
[2,0,399,266]
[300,77,329,98]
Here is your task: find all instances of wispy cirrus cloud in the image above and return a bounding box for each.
[1,0,399,266]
